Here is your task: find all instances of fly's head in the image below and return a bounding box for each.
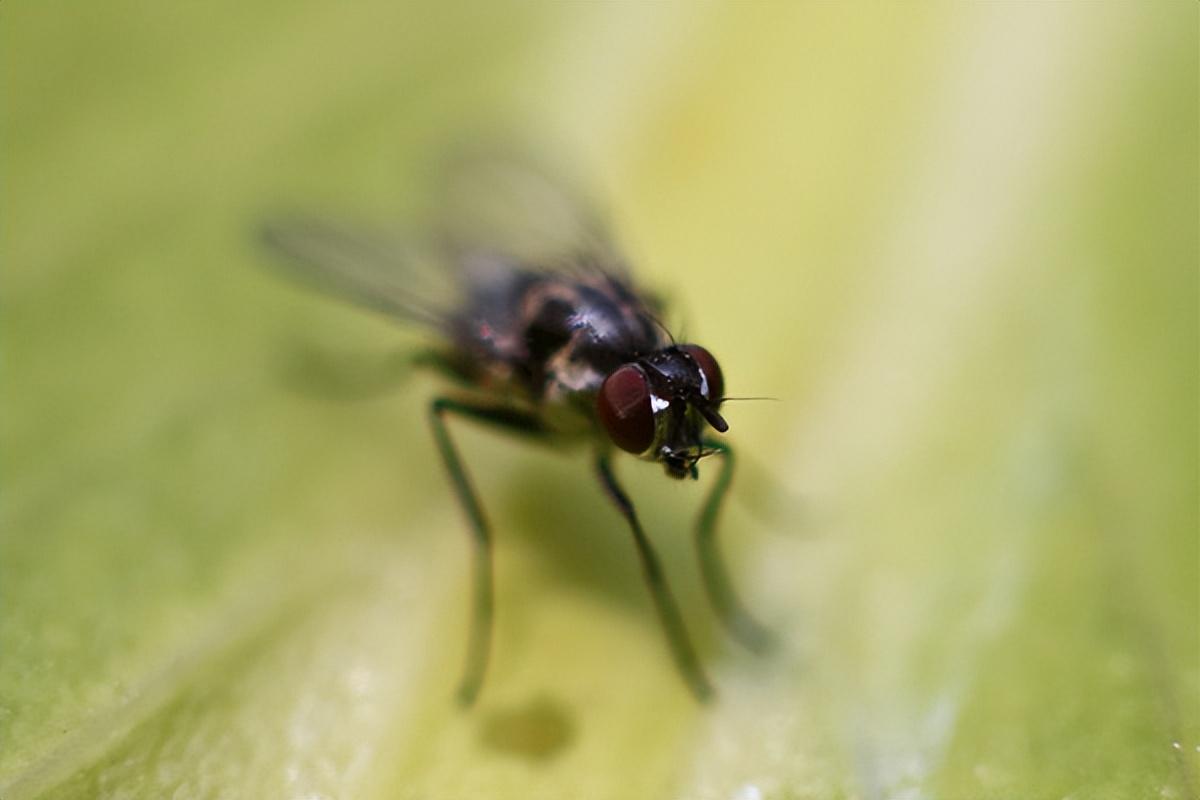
[596,344,727,480]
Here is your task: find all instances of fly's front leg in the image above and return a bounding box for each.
[429,397,547,706]
[595,453,714,701]
[696,439,774,654]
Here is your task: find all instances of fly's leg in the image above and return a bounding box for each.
[429,397,547,706]
[595,453,714,701]
[696,439,775,654]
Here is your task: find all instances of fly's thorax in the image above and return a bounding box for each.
[516,273,666,403]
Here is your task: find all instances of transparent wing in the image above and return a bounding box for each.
[426,148,631,281]
[259,215,455,328]
[260,151,636,328]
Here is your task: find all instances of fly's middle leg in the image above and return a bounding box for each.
[428,397,547,706]
[696,439,775,654]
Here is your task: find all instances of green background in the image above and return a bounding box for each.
[3,3,1197,798]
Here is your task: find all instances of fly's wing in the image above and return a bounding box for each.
[429,153,680,352]
[259,215,456,329]
[427,150,633,284]
[260,153,655,334]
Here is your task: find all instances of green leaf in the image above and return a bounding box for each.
[3,3,1196,798]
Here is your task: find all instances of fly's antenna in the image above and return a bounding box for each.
[717,396,779,404]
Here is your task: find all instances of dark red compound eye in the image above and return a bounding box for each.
[597,364,656,454]
[681,345,724,401]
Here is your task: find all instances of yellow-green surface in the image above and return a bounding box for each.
[3,4,1197,798]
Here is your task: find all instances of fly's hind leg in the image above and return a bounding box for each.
[595,452,714,701]
[696,439,775,654]
[428,397,547,706]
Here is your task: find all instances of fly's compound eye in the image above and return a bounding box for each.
[597,364,656,454]
[681,345,724,402]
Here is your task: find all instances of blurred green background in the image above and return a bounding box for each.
[3,3,1197,798]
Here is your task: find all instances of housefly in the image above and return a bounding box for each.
[261,155,770,704]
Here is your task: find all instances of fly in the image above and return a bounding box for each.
[260,154,771,703]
